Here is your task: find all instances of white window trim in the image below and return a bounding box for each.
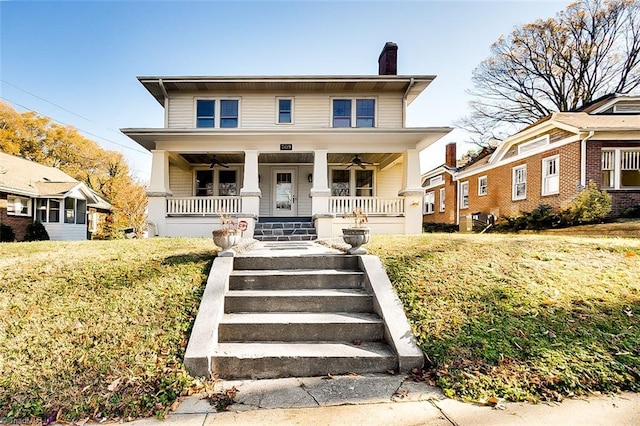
[477,175,488,196]
[275,97,294,125]
[439,187,446,212]
[193,97,241,128]
[329,167,376,197]
[424,191,435,214]
[330,97,378,128]
[518,135,550,155]
[541,155,560,196]
[512,165,527,201]
[7,195,31,217]
[613,104,640,114]
[602,148,640,190]
[193,167,241,196]
[460,181,469,209]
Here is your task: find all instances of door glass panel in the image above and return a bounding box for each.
[276,172,292,210]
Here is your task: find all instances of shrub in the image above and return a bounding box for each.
[620,204,640,219]
[525,204,555,230]
[24,222,50,241]
[569,181,612,223]
[423,222,459,233]
[0,223,15,242]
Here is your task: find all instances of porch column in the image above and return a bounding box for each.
[399,149,424,235]
[240,150,261,217]
[147,150,171,237]
[311,150,332,238]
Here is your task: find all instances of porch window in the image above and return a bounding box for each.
[621,150,640,187]
[196,170,215,196]
[49,199,60,223]
[7,195,30,216]
[424,191,435,214]
[355,170,373,196]
[439,187,445,212]
[218,170,238,196]
[64,198,76,223]
[195,169,239,196]
[332,100,352,128]
[331,169,374,196]
[460,181,469,209]
[601,149,640,189]
[220,100,239,128]
[331,170,351,196]
[542,155,559,195]
[512,165,527,200]
[36,199,62,223]
[76,199,87,224]
[196,100,215,128]
[36,199,48,222]
[277,98,293,124]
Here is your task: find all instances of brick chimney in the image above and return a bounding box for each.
[445,142,457,168]
[378,42,398,75]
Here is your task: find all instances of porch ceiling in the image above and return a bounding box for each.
[178,152,400,165]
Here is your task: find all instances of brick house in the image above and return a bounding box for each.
[0,152,111,241]
[422,94,640,227]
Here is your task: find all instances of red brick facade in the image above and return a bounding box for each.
[0,192,31,241]
[423,171,457,224]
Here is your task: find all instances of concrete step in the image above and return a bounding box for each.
[253,235,317,242]
[229,269,364,290]
[255,222,315,229]
[211,342,397,379]
[224,289,373,313]
[218,312,384,342]
[233,255,360,270]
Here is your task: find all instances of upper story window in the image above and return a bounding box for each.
[518,135,549,155]
[277,98,293,124]
[424,191,435,214]
[7,195,30,216]
[603,149,640,189]
[332,98,376,128]
[460,181,469,209]
[478,176,488,196]
[542,155,559,195]
[512,165,527,200]
[196,99,239,128]
[430,175,444,186]
[330,169,374,196]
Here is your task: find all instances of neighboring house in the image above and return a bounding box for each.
[422,93,640,227]
[0,152,112,241]
[122,43,452,238]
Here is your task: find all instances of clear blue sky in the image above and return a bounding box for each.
[1,0,568,181]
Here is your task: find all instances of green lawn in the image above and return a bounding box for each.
[1,234,639,421]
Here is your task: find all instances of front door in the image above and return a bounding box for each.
[272,168,297,216]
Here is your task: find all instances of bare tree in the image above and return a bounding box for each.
[459,0,640,147]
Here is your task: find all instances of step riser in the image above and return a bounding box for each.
[211,357,397,379]
[224,296,373,313]
[254,235,317,242]
[218,323,384,342]
[229,274,363,290]
[233,256,360,270]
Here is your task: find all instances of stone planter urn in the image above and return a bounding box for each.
[212,229,241,257]
[342,227,371,255]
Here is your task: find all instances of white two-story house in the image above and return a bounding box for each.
[122,43,452,239]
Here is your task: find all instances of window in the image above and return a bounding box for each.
[196,100,215,128]
[439,188,445,212]
[35,198,62,223]
[460,181,469,209]
[356,99,375,127]
[332,98,376,128]
[602,149,640,189]
[332,100,352,127]
[49,199,60,223]
[518,135,549,155]
[36,199,48,222]
[542,156,559,195]
[478,176,488,196]
[331,169,374,196]
[220,100,239,128]
[196,98,239,128]
[195,169,238,196]
[7,195,30,216]
[64,198,76,223]
[277,98,293,124]
[424,191,435,214]
[512,165,527,200]
[76,199,87,225]
[429,175,443,186]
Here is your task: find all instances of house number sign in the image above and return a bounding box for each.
[280,144,293,151]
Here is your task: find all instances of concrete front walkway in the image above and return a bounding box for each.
[126,373,640,425]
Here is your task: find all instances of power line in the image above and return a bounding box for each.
[0,96,151,157]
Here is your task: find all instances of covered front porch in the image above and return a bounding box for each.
[145,149,425,239]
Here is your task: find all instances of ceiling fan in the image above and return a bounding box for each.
[344,154,372,170]
[209,155,229,168]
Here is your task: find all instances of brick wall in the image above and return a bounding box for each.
[460,141,582,218]
[0,192,31,241]
[423,172,457,224]
[586,140,640,216]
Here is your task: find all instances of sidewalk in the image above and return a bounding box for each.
[127,373,640,426]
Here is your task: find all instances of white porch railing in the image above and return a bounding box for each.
[328,197,405,215]
[166,197,242,215]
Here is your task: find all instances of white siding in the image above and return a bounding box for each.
[169,164,193,196]
[258,165,271,216]
[297,165,313,216]
[44,223,87,240]
[166,92,404,129]
[377,163,403,197]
